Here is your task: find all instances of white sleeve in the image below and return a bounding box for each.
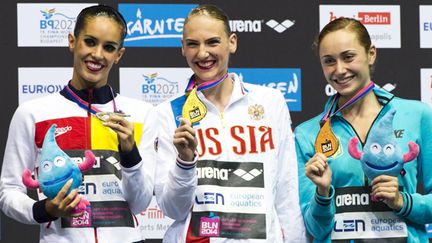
[154,102,197,220]
[273,94,307,242]
[0,105,39,224]
[121,105,157,214]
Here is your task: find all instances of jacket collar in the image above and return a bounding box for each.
[228,72,248,101]
[196,72,249,106]
[323,86,395,118]
[60,81,116,104]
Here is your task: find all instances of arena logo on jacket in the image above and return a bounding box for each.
[332,187,408,242]
[191,160,266,239]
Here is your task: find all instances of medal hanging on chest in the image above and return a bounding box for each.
[182,73,229,125]
[314,82,375,157]
[314,118,339,157]
[64,84,128,122]
[182,86,207,124]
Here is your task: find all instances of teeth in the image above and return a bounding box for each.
[198,61,214,68]
[336,76,354,84]
[87,62,102,69]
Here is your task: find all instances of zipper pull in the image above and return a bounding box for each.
[220,112,225,128]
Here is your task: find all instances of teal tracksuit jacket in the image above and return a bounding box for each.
[295,87,432,243]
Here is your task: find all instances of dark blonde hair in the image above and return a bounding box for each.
[184,4,231,37]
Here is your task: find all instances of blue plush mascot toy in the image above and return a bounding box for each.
[22,124,95,214]
[348,109,419,181]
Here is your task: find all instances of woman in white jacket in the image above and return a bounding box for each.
[0,5,156,243]
[155,4,306,242]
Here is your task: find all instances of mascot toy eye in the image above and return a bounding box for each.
[22,124,95,213]
[348,109,419,180]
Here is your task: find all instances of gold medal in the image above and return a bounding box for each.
[314,118,339,157]
[182,86,207,124]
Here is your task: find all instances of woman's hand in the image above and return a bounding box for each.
[45,179,82,218]
[305,153,332,197]
[103,113,135,153]
[173,118,197,161]
[371,175,403,210]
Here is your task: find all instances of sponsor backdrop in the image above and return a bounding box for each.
[0,0,431,242]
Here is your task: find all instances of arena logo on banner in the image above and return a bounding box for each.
[319,5,401,48]
[229,19,295,33]
[18,68,71,104]
[419,6,432,48]
[231,68,302,112]
[119,68,192,106]
[420,69,432,107]
[119,4,197,47]
[17,3,95,47]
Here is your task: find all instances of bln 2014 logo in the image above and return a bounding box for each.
[39,8,75,31]
[200,212,220,237]
[71,207,92,227]
[119,4,197,47]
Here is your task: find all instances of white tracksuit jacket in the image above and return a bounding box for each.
[155,73,306,242]
[0,84,156,243]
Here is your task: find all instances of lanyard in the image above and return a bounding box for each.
[185,73,229,93]
[64,84,119,115]
[321,82,375,123]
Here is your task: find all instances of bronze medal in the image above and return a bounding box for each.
[182,86,207,124]
[314,118,339,157]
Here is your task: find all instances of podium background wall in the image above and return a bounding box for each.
[1,0,431,242]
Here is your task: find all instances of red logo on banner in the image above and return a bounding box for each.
[141,207,165,219]
[329,11,391,25]
[358,12,391,25]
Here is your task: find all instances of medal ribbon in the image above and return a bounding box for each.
[185,73,229,93]
[64,84,119,115]
[321,82,375,123]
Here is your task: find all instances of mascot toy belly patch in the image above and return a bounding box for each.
[22,124,95,214]
[348,109,419,181]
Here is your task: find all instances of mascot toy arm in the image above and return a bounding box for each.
[21,124,95,213]
[347,109,419,181]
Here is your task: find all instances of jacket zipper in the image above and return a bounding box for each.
[220,112,226,128]
[87,89,93,150]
